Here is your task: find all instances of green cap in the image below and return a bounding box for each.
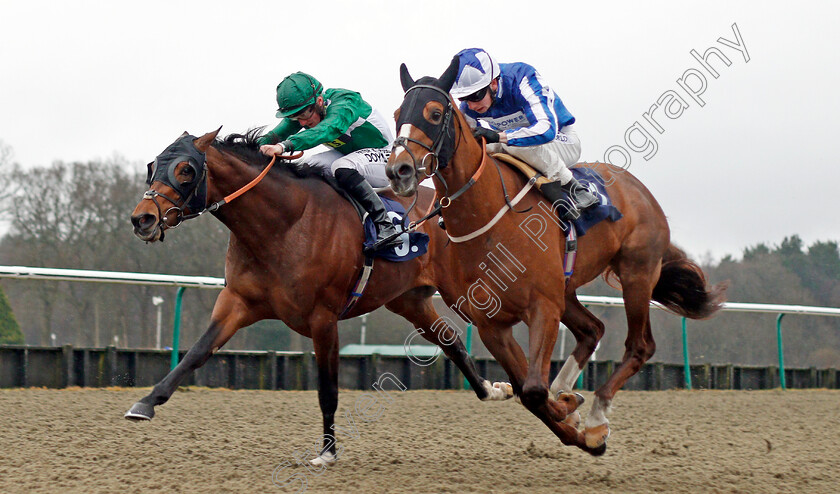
[275,72,323,118]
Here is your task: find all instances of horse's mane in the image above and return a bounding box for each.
[212,128,340,189]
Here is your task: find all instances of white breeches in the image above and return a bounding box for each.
[307,147,391,188]
[487,125,581,184]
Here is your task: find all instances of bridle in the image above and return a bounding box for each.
[141,185,202,231]
[140,134,300,237]
[392,84,456,180]
[141,135,211,235]
[390,83,533,241]
[391,84,489,225]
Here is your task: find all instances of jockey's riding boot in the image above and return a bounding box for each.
[540,178,599,221]
[562,177,599,212]
[334,168,402,251]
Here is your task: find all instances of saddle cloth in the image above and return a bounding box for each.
[360,196,429,261]
[491,154,623,236]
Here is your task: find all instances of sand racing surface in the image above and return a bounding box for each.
[0,387,838,493]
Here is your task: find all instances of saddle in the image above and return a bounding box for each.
[490,153,551,187]
[490,153,578,220]
[490,153,623,237]
[486,153,621,278]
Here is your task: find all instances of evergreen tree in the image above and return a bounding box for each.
[0,284,24,345]
[742,242,771,261]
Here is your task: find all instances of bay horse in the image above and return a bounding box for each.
[386,58,727,455]
[127,128,512,465]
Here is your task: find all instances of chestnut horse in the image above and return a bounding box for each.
[127,129,512,465]
[386,58,727,455]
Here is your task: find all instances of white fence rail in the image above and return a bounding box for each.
[4,266,840,316]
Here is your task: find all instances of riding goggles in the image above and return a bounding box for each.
[458,86,489,103]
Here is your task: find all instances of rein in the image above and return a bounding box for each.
[142,150,303,233]
[203,151,302,214]
[441,138,538,243]
[403,138,491,233]
[394,82,536,242]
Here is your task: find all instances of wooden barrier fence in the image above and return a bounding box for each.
[1,345,837,391]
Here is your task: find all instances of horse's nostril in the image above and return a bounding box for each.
[131,213,156,231]
[397,164,414,179]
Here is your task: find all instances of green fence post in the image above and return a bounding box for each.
[463,323,473,390]
[170,287,186,371]
[777,313,786,390]
[682,317,692,390]
[575,305,588,390]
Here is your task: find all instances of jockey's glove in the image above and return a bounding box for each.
[259,141,295,157]
[472,127,500,144]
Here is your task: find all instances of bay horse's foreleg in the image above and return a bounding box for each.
[478,323,602,455]
[586,276,657,448]
[125,289,257,420]
[308,309,341,468]
[385,290,512,401]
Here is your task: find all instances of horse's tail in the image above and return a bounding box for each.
[651,243,728,320]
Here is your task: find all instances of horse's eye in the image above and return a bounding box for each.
[179,166,196,184]
[430,111,442,123]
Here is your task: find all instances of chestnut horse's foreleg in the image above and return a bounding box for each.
[521,300,560,411]
[586,276,657,449]
[385,290,512,400]
[125,288,257,420]
[521,300,583,421]
[306,309,341,468]
[550,294,605,429]
[478,323,602,455]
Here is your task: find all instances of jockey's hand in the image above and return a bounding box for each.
[260,143,285,156]
[473,127,500,144]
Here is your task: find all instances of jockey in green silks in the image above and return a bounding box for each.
[259,72,401,251]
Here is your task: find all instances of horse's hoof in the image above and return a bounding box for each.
[552,390,585,405]
[588,442,608,457]
[310,451,336,467]
[584,423,610,448]
[562,410,581,430]
[493,382,514,400]
[481,381,514,401]
[124,402,155,421]
[555,392,584,413]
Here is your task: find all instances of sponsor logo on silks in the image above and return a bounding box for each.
[363,149,391,163]
[483,111,528,131]
[325,138,346,148]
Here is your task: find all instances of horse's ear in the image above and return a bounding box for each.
[437,55,460,91]
[399,63,415,92]
[194,126,222,153]
[181,131,189,137]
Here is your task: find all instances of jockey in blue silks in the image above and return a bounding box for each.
[450,48,599,220]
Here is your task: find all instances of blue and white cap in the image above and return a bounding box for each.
[450,48,500,99]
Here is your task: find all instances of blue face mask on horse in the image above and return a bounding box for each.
[144,133,209,225]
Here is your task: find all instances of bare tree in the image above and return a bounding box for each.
[0,157,228,346]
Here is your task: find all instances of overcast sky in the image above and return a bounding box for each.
[1,0,838,261]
